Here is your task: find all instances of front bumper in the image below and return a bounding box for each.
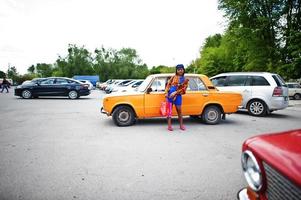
[101,107,109,116]
[237,187,263,200]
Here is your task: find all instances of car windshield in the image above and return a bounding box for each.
[137,76,152,92]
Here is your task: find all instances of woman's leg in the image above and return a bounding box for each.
[176,105,185,130]
[167,102,173,131]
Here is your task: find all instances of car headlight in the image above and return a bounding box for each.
[241,150,263,191]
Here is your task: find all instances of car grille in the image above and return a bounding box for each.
[264,162,301,200]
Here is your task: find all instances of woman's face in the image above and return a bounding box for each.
[176,68,184,76]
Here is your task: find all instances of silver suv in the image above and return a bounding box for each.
[210,72,289,116]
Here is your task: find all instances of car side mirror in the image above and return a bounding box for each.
[146,87,152,94]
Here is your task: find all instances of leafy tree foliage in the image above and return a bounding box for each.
[194,0,301,79]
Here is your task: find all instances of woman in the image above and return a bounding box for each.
[165,64,189,131]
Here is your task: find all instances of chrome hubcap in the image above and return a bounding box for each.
[22,90,31,98]
[118,111,130,122]
[207,110,218,121]
[250,102,264,115]
[69,91,77,99]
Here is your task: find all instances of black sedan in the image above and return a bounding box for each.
[15,77,91,99]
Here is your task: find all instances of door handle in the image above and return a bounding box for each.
[243,89,250,92]
[202,93,209,97]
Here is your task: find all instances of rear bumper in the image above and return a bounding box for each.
[268,96,289,110]
[79,90,91,96]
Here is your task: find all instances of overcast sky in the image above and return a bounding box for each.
[0,0,226,74]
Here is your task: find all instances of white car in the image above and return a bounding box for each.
[111,80,144,93]
[287,82,301,100]
[78,80,93,90]
[210,72,289,116]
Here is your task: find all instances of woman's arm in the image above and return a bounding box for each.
[165,76,174,94]
[176,79,189,95]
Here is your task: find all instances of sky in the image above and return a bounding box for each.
[0,0,226,74]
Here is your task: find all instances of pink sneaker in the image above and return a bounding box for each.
[180,125,186,131]
[168,126,173,131]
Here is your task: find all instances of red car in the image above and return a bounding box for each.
[237,129,301,200]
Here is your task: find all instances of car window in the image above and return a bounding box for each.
[187,77,206,91]
[294,84,301,88]
[132,81,143,88]
[251,76,270,86]
[119,80,132,86]
[39,78,55,85]
[211,76,226,86]
[272,75,286,87]
[225,76,248,86]
[55,78,69,84]
[138,76,152,92]
[288,84,293,88]
[150,77,167,92]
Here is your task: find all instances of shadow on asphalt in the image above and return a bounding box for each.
[14,97,93,100]
[235,110,295,119]
[134,117,239,126]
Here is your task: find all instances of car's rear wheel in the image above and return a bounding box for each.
[21,90,32,99]
[247,99,267,116]
[112,106,136,126]
[202,105,221,125]
[68,90,78,99]
[294,93,300,100]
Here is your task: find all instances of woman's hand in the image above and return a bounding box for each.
[170,91,177,98]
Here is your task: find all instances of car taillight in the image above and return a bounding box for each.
[273,87,283,96]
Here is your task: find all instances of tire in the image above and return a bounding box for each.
[112,106,136,126]
[68,90,78,99]
[247,99,267,116]
[21,90,32,99]
[202,105,222,125]
[294,93,301,100]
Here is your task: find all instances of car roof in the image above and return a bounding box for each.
[286,82,300,84]
[149,73,207,78]
[211,72,277,78]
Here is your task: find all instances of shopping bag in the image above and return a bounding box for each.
[160,101,168,116]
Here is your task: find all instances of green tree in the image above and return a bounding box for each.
[36,63,53,77]
[94,46,149,80]
[55,44,95,77]
[7,66,18,83]
[27,65,36,74]
[0,70,6,78]
[149,65,175,74]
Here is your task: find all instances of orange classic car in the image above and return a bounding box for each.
[101,73,242,126]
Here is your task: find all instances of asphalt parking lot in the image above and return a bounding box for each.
[0,89,301,200]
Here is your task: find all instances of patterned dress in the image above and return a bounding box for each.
[165,75,189,106]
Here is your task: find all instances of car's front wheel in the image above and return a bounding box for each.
[21,90,32,99]
[294,93,300,100]
[247,99,267,116]
[68,90,79,99]
[112,106,136,126]
[202,105,221,125]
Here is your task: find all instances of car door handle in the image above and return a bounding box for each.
[243,89,250,92]
[202,93,209,97]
